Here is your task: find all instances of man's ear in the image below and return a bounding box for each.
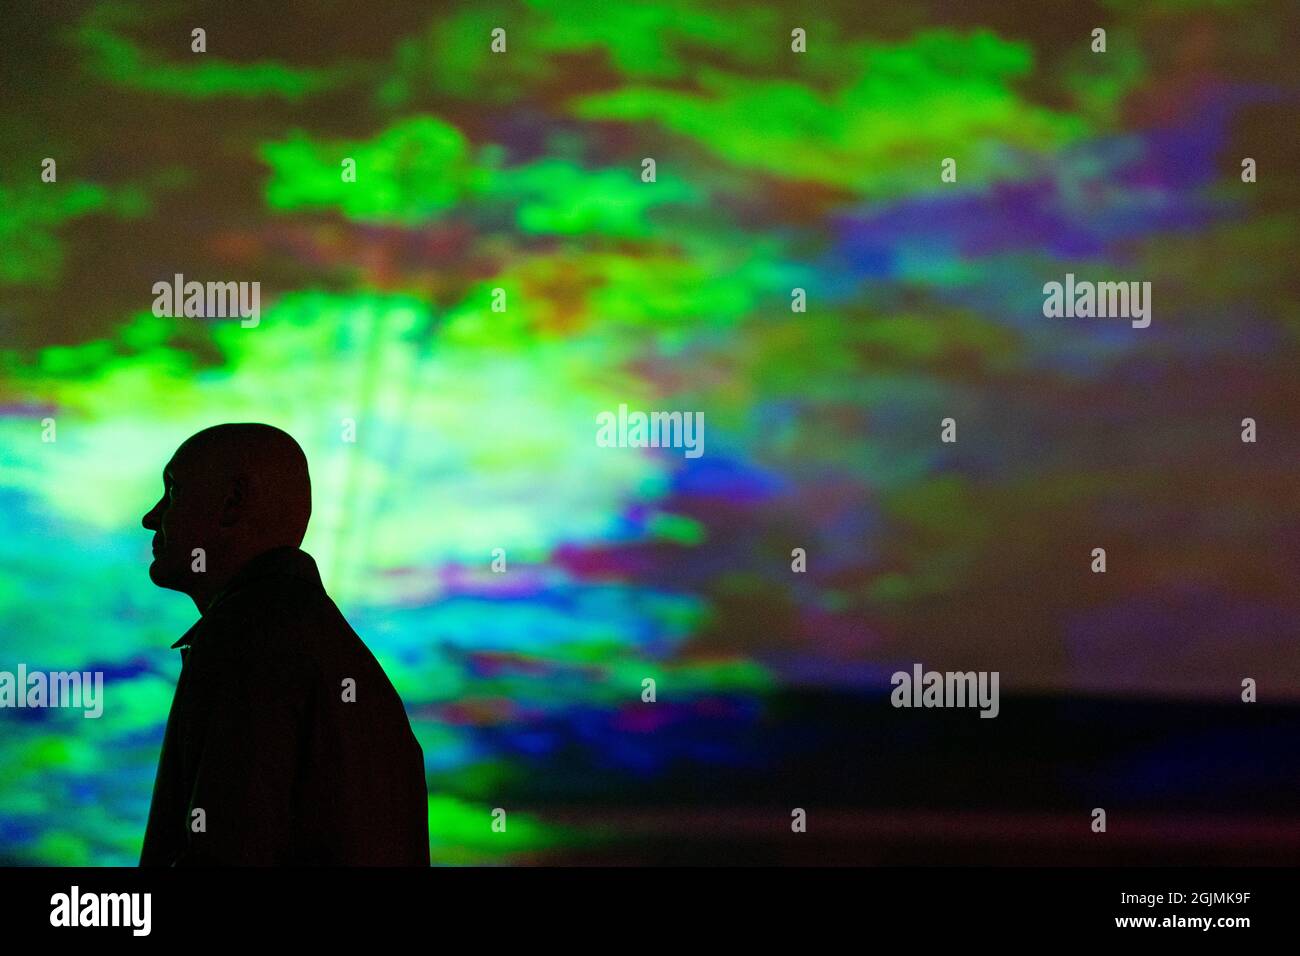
[218,475,248,527]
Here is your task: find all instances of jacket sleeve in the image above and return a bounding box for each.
[175,640,313,866]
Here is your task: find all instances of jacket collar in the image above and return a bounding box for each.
[170,546,321,649]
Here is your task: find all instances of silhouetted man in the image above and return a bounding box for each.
[139,423,429,865]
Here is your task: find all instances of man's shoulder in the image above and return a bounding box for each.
[203,574,370,665]
[198,578,319,656]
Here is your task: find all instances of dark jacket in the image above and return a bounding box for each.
[140,546,429,865]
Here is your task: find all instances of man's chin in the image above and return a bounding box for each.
[148,558,183,591]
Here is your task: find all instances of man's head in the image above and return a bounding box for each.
[142,423,312,611]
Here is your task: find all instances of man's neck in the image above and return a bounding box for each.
[188,543,300,615]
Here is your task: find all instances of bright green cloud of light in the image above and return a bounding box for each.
[75,1,346,100]
[571,30,1096,196]
[0,181,148,286]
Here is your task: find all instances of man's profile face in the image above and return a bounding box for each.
[141,444,221,592]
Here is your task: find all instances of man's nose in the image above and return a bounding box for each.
[142,500,161,530]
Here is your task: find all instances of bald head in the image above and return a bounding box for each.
[178,423,312,543]
[142,423,313,612]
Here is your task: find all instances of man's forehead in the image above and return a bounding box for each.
[166,441,205,475]
[168,432,233,476]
